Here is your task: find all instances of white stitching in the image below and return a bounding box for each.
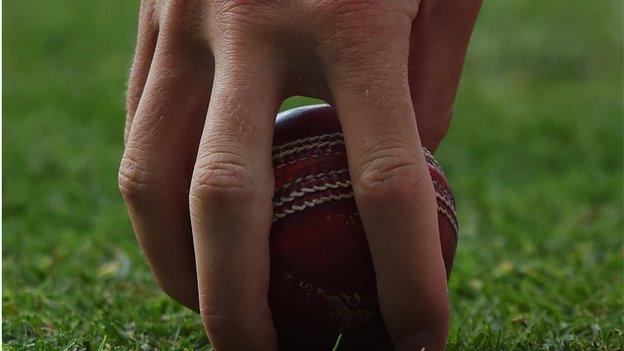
[273,181,351,207]
[273,193,355,222]
[274,180,352,207]
[434,188,458,221]
[275,175,457,220]
[273,177,458,235]
[423,148,443,172]
[272,132,343,154]
[272,134,457,233]
[433,179,456,207]
[279,169,350,190]
[273,151,345,169]
[437,205,459,235]
[272,132,445,175]
[273,191,459,235]
[272,139,345,161]
[272,132,344,169]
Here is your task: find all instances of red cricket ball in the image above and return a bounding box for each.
[269,105,458,351]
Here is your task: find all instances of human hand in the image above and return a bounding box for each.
[119,1,481,350]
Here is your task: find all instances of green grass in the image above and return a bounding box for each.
[4,0,623,350]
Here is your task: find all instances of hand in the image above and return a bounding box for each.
[118,1,481,350]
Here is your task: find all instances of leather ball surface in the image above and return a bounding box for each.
[269,105,458,351]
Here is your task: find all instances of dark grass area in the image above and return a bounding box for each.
[4,1,623,350]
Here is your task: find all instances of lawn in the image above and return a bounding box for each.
[4,1,623,350]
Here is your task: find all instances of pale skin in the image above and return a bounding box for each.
[118,1,482,350]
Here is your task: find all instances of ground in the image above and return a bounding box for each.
[3,1,623,350]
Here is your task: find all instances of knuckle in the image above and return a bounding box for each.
[316,0,414,48]
[208,0,288,55]
[199,295,270,338]
[190,151,269,211]
[212,0,283,30]
[156,0,208,40]
[117,152,162,203]
[200,309,242,340]
[353,144,430,205]
[199,302,244,324]
[316,3,415,81]
[214,0,281,14]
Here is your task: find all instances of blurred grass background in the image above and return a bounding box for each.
[4,1,623,350]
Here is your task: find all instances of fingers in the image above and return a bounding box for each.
[408,0,483,151]
[119,14,213,311]
[320,9,449,350]
[125,0,159,145]
[189,43,283,350]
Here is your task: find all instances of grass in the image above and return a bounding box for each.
[3,0,623,350]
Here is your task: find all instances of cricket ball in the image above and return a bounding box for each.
[269,105,458,351]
